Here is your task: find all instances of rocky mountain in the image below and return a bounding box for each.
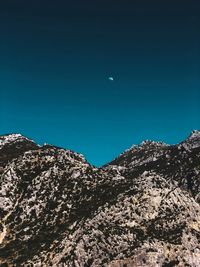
[0,134,39,171]
[108,130,200,201]
[0,132,200,267]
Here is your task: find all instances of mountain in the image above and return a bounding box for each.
[108,130,200,201]
[0,134,39,171]
[0,132,200,267]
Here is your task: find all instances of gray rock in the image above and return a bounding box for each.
[0,132,200,266]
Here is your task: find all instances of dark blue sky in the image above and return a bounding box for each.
[0,0,200,166]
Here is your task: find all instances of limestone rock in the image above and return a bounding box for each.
[0,132,200,266]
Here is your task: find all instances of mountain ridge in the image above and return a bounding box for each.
[0,131,200,266]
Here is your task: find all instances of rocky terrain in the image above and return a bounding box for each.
[0,131,200,267]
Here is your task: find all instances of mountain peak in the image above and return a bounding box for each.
[140,140,168,147]
[178,130,200,151]
[0,133,39,167]
[0,133,34,146]
[188,130,200,139]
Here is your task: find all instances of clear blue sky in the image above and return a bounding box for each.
[0,0,200,166]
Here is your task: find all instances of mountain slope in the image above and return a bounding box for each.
[0,134,39,171]
[108,131,200,201]
[0,132,200,267]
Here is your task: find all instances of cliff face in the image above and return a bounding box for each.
[0,132,200,267]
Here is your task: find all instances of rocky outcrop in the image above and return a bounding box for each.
[0,134,39,171]
[108,131,200,201]
[0,132,200,266]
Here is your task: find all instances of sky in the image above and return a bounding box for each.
[0,0,200,166]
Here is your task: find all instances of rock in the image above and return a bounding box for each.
[0,131,200,266]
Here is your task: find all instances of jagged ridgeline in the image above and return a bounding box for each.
[0,132,200,267]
